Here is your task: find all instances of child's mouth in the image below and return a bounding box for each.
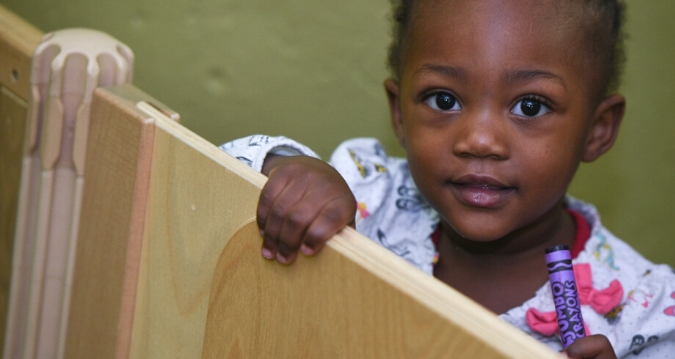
[449,175,515,208]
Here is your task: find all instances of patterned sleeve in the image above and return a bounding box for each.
[329,138,438,274]
[571,221,675,358]
[501,199,675,357]
[218,135,319,172]
[610,262,675,358]
[220,136,438,274]
[329,138,399,228]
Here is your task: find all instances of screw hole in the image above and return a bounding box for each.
[11,69,19,83]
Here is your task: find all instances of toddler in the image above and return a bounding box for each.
[220,0,675,357]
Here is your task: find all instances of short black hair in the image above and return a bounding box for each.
[387,0,627,98]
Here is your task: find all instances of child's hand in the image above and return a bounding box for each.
[258,155,356,264]
[562,335,617,359]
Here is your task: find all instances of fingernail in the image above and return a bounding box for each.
[261,248,274,260]
[301,244,314,256]
[276,252,289,264]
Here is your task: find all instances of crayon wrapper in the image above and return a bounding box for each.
[546,249,585,348]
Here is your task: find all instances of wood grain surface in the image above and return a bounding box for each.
[0,3,41,102]
[0,86,28,356]
[128,114,266,358]
[202,220,559,359]
[0,5,40,355]
[64,88,156,359]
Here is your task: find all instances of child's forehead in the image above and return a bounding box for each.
[402,0,596,94]
[413,0,584,32]
[408,0,588,65]
[389,0,623,102]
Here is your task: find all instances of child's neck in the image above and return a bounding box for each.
[433,203,576,315]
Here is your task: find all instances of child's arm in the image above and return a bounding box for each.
[563,334,616,359]
[258,154,356,264]
[220,136,433,268]
[219,135,356,264]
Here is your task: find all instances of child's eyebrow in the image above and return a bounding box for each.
[503,70,567,90]
[413,65,566,90]
[413,64,468,82]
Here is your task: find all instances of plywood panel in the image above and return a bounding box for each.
[0,86,28,355]
[0,3,42,101]
[129,115,266,358]
[203,221,558,359]
[64,87,156,359]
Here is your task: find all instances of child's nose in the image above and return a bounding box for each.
[452,109,509,160]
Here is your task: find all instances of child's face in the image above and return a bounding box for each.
[386,0,624,242]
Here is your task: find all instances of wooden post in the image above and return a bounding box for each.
[0,6,137,357]
[0,4,42,357]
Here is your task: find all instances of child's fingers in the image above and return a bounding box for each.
[258,186,281,260]
[301,242,325,256]
[276,191,354,262]
[256,156,355,263]
[261,235,277,260]
[276,201,320,262]
[301,196,356,254]
[261,181,308,262]
[257,173,290,235]
[275,245,298,264]
[276,185,344,260]
[563,335,616,359]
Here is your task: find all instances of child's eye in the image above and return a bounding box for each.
[424,92,461,112]
[511,98,551,118]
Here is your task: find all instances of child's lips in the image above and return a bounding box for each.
[449,174,515,208]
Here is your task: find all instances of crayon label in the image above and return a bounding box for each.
[546,248,585,348]
[551,279,585,347]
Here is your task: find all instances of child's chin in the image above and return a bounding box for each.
[444,214,516,243]
[460,232,506,243]
[449,222,513,244]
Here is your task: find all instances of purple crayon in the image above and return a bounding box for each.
[545,244,585,348]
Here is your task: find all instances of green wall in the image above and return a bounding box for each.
[569,3,675,268]
[3,0,674,267]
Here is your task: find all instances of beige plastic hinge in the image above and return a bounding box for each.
[5,28,134,359]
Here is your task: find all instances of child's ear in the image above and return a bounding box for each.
[582,94,626,162]
[384,78,406,149]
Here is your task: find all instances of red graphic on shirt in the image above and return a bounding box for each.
[628,289,654,308]
[357,202,370,220]
[663,292,675,316]
[526,263,623,337]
